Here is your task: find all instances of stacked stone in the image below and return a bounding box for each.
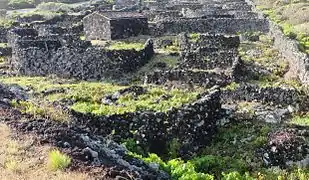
[145,0,269,88]
[72,88,221,158]
[180,33,240,69]
[149,0,269,35]
[145,33,241,88]
[0,27,8,43]
[10,28,154,80]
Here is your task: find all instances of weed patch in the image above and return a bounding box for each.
[47,150,71,171]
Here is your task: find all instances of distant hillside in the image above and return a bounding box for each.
[254,0,309,53]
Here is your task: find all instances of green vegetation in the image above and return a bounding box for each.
[0,43,7,47]
[133,53,179,78]
[163,45,180,54]
[0,76,198,116]
[189,33,201,43]
[8,0,35,9]
[47,150,71,171]
[71,87,198,115]
[10,9,62,20]
[255,1,309,54]
[130,153,215,180]
[0,18,14,28]
[37,2,72,13]
[222,82,240,91]
[238,34,293,86]
[123,117,309,179]
[121,138,146,156]
[290,114,309,126]
[199,121,272,175]
[107,41,145,51]
[0,56,5,64]
[11,100,70,122]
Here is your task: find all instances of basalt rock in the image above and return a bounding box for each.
[262,129,309,168]
[71,88,221,158]
[8,118,170,179]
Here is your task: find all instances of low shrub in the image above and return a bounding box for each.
[130,153,214,180]
[47,150,71,171]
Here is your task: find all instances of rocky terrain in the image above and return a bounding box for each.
[1,0,309,179]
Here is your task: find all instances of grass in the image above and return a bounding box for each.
[106,41,145,51]
[189,33,201,43]
[0,76,198,116]
[8,0,35,9]
[255,1,309,54]
[222,82,240,91]
[133,53,179,78]
[71,87,198,115]
[37,2,72,13]
[11,100,71,122]
[0,18,14,28]
[0,43,7,48]
[47,150,71,171]
[0,123,91,179]
[11,10,62,20]
[290,114,309,126]
[0,56,5,64]
[238,34,293,86]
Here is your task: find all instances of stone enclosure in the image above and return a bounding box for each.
[1,0,309,164]
[83,11,149,40]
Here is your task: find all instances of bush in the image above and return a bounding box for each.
[190,155,248,177]
[47,150,71,171]
[222,171,255,180]
[130,153,214,180]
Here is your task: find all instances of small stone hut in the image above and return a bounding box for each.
[83,11,148,40]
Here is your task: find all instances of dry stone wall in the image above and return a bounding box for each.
[246,0,309,84]
[0,27,8,43]
[10,29,154,80]
[73,88,221,158]
[145,69,232,88]
[179,33,240,70]
[153,18,269,35]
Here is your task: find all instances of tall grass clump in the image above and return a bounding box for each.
[47,150,71,171]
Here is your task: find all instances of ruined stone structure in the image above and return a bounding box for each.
[73,88,221,158]
[0,27,8,43]
[10,28,154,80]
[145,33,242,88]
[83,11,148,40]
[179,33,240,70]
[152,18,269,35]
[245,0,309,84]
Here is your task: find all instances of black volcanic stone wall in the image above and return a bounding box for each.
[193,34,240,49]
[110,18,149,40]
[221,83,309,108]
[7,28,38,46]
[180,49,239,70]
[0,27,8,43]
[153,18,269,35]
[72,88,221,158]
[178,33,240,70]
[0,47,12,56]
[34,24,84,36]
[145,69,232,88]
[11,35,154,80]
